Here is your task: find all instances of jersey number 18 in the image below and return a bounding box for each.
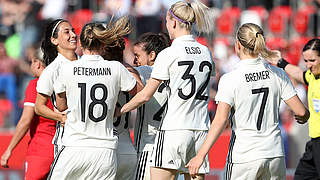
[78,83,108,123]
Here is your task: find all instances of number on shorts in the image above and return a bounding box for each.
[251,87,269,130]
[178,61,212,100]
[78,83,108,123]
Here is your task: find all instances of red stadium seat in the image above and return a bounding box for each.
[224,7,241,20]
[273,6,292,19]
[196,37,209,47]
[216,7,241,35]
[293,6,316,35]
[286,37,310,65]
[266,37,288,50]
[68,9,93,35]
[268,6,292,35]
[248,6,268,21]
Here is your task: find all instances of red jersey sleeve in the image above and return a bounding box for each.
[24,78,38,106]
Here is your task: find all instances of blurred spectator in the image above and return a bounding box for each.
[134,0,161,37]
[0,42,19,127]
[104,0,132,18]
[40,0,66,19]
[161,0,180,10]
[214,41,240,74]
[311,0,320,36]
[19,0,44,59]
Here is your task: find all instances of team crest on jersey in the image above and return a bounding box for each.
[312,98,320,113]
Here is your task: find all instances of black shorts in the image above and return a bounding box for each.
[294,137,320,180]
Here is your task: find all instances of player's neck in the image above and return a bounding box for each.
[239,52,258,60]
[58,49,77,61]
[82,49,100,55]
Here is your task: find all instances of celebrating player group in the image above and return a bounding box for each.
[2,0,319,179]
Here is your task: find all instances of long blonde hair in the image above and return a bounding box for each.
[169,0,214,34]
[236,23,277,59]
[80,16,132,61]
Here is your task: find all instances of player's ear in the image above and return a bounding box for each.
[149,51,156,61]
[36,60,41,69]
[51,37,58,46]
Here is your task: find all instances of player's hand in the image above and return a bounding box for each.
[186,155,204,179]
[295,110,310,124]
[1,150,11,168]
[266,50,282,65]
[60,113,67,126]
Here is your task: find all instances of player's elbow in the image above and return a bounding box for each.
[34,105,40,115]
[141,94,151,103]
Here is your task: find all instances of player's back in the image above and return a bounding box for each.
[152,35,214,131]
[216,57,296,163]
[56,55,136,149]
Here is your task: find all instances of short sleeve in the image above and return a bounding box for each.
[119,63,136,92]
[303,70,310,85]
[53,66,67,94]
[24,79,37,107]
[215,74,234,106]
[280,70,297,101]
[151,48,175,80]
[37,68,54,96]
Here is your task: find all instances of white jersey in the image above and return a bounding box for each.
[114,91,136,154]
[37,53,71,97]
[37,53,76,154]
[54,55,136,149]
[134,65,168,153]
[215,58,297,163]
[151,35,215,130]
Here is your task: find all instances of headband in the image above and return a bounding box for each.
[169,9,190,25]
[51,20,64,37]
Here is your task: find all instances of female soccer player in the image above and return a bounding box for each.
[35,19,78,155]
[133,32,171,180]
[119,1,215,179]
[1,48,59,179]
[47,17,142,180]
[100,20,144,180]
[266,38,320,179]
[186,23,310,180]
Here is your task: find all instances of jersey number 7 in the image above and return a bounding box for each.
[251,87,269,130]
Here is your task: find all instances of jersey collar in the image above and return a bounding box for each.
[238,57,263,66]
[172,35,195,45]
[80,54,104,61]
[57,53,79,62]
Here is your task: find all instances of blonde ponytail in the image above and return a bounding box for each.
[237,23,277,59]
[169,0,215,34]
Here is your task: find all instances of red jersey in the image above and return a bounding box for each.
[24,78,56,157]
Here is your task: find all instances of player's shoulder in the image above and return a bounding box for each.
[261,60,288,79]
[135,65,152,74]
[158,46,176,57]
[27,78,38,88]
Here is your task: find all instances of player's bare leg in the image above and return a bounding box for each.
[150,167,177,180]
